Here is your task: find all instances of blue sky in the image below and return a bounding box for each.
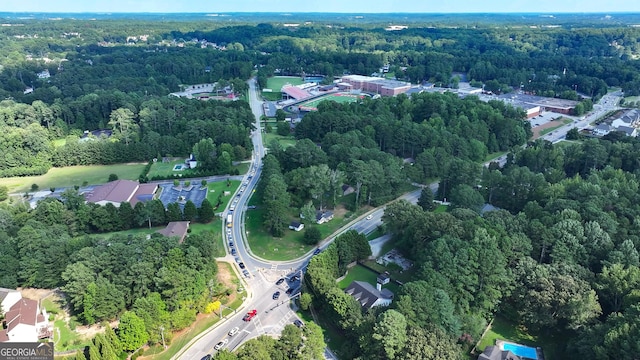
[2,0,639,13]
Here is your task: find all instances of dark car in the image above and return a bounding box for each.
[275,278,285,285]
[201,355,212,360]
[231,248,237,256]
[228,241,234,247]
[286,288,294,295]
[238,262,245,269]
[313,248,322,255]
[289,275,300,282]
[294,319,304,328]
[273,291,281,300]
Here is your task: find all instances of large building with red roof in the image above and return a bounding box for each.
[83,179,158,207]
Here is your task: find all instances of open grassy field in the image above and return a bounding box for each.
[298,93,364,110]
[207,179,241,212]
[263,132,297,148]
[262,76,304,101]
[244,204,354,261]
[0,163,146,193]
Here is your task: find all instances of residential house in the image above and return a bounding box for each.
[0,288,21,314]
[316,210,334,224]
[0,296,52,343]
[478,346,520,360]
[480,203,500,216]
[611,109,640,129]
[344,281,394,310]
[616,125,638,137]
[289,221,304,232]
[83,179,158,207]
[156,221,190,243]
[592,124,612,137]
[341,185,355,196]
[36,69,50,79]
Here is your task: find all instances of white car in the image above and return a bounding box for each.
[366,214,373,220]
[214,339,229,351]
[228,327,239,337]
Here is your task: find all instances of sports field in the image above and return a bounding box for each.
[263,76,304,101]
[298,92,365,111]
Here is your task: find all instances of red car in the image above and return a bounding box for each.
[243,309,258,321]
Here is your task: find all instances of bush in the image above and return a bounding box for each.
[108,173,119,182]
[0,186,8,202]
[303,226,322,245]
[31,183,39,192]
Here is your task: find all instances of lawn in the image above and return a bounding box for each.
[485,151,507,162]
[366,228,384,241]
[262,76,304,101]
[337,264,400,294]
[207,179,241,212]
[298,93,364,110]
[433,204,449,213]
[245,204,354,261]
[263,132,297,148]
[538,118,573,136]
[42,295,91,353]
[0,163,146,193]
[475,315,565,359]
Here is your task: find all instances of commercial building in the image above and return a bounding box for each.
[340,75,411,96]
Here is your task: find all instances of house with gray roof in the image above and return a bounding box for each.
[478,346,521,360]
[344,281,394,310]
[156,221,190,243]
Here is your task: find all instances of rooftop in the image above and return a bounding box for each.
[156,221,190,243]
[344,281,393,309]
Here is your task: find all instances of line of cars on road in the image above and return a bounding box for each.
[201,324,244,359]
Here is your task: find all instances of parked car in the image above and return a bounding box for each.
[228,327,239,337]
[238,262,245,269]
[228,241,234,247]
[293,319,304,328]
[231,248,237,256]
[273,291,281,300]
[243,309,258,321]
[201,355,211,360]
[289,275,300,282]
[234,257,241,263]
[286,288,294,295]
[276,278,285,285]
[214,339,228,350]
[243,269,250,278]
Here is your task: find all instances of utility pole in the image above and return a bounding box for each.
[160,326,166,349]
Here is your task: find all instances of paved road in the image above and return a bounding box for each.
[177,79,309,360]
[488,91,623,167]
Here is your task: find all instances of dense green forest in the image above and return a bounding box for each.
[3,13,640,360]
[2,15,640,178]
[302,134,640,359]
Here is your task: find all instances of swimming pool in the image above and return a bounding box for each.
[502,342,538,359]
[173,164,184,171]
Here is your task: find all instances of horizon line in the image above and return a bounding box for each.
[1,11,640,15]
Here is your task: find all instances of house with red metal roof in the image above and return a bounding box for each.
[83,179,158,207]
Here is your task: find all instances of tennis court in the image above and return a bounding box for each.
[298,92,365,111]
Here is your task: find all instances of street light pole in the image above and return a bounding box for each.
[160,326,166,349]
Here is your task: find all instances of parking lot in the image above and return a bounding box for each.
[158,183,207,209]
